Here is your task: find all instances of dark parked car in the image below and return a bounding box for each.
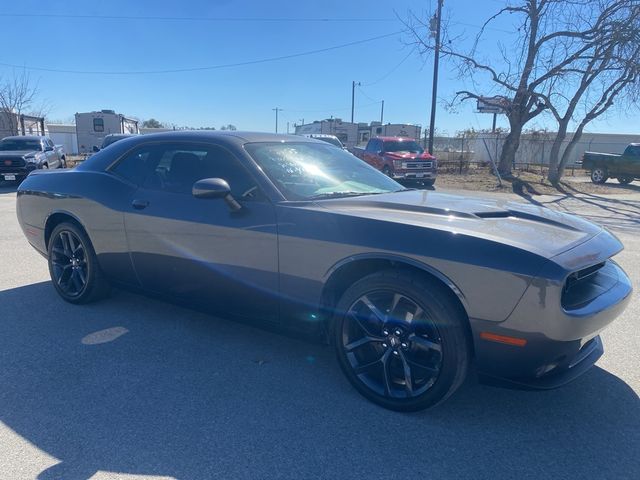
[582,143,640,184]
[92,134,138,152]
[0,135,66,182]
[16,131,632,411]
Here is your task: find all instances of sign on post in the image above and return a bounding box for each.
[476,96,510,114]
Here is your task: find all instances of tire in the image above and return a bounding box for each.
[42,163,49,170]
[382,166,393,177]
[47,222,110,304]
[617,176,633,185]
[590,167,608,184]
[333,269,470,411]
[58,157,67,169]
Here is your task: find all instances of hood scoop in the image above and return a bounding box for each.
[473,209,581,231]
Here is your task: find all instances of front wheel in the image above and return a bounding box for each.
[333,270,470,411]
[590,167,608,184]
[381,165,393,178]
[48,222,110,304]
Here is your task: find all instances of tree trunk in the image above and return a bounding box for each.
[557,125,587,179]
[547,120,570,184]
[498,122,523,175]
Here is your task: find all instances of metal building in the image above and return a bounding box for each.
[0,110,46,139]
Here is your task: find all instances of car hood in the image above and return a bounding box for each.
[315,190,602,258]
[0,150,39,157]
[384,151,435,160]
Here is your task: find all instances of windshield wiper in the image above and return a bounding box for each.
[309,191,384,200]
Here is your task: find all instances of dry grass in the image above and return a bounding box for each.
[435,168,637,196]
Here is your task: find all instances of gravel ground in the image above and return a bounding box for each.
[0,182,638,480]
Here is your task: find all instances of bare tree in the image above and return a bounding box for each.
[404,0,640,176]
[0,70,40,135]
[544,3,640,182]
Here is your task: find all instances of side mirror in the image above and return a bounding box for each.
[192,178,241,211]
[45,146,54,152]
[92,145,100,153]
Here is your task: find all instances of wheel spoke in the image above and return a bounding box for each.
[380,350,393,396]
[66,232,77,254]
[345,335,379,352]
[399,352,414,395]
[410,334,442,354]
[354,355,384,375]
[360,295,387,322]
[348,311,379,337]
[76,267,87,285]
[405,355,439,375]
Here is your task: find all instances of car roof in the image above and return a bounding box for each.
[1,135,43,141]
[376,136,418,142]
[77,130,323,172]
[302,133,339,139]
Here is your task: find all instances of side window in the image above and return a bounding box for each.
[110,147,154,186]
[142,143,259,199]
[93,118,104,132]
[627,146,640,157]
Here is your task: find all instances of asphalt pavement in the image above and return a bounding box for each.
[0,182,638,480]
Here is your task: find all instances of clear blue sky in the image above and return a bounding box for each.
[0,0,635,135]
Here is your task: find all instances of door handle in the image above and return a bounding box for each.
[131,199,149,210]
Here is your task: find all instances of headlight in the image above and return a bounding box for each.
[24,155,36,163]
[393,160,403,169]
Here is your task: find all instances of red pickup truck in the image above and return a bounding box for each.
[350,137,437,185]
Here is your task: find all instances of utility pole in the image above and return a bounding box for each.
[380,100,384,124]
[272,107,282,133]
[351,81,361,123]
[299,118,304,126]
[286,121,290,134]
[428,0,443,155]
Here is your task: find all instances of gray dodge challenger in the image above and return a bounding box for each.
[16,131,632,411]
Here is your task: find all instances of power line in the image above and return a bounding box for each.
[360,47,417,87]
[0,13,397,23]
[0,30,404,75]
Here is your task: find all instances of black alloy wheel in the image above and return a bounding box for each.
[342,291,443,399]
[48,222,110,303]
[334,270,470,411]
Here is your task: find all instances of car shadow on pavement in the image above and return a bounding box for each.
[1,282,638,479]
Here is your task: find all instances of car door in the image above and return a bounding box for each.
[44,138,59,168]
[626,146,640,176]
[121,141,280,324]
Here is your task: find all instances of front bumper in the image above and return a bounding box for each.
[472,249,632,389]
[0,164,37,181]
[392,171,437,180]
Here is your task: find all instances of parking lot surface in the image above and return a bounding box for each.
[1,182,638,480]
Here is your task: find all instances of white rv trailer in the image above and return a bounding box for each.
[75,110,139,153]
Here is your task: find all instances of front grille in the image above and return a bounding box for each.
[403,161,433,169]
[1,157,26,167]
[562,261,615,310]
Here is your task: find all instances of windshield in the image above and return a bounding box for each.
[0,139,42,151]
[102,135,128,148]
[315,136,343,148]
[245,142,403,200]
[383,140,423,154]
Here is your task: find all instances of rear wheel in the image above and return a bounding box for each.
[333,270,470,411]
[617,176,633,185]
[590,167,608,184]
[48,222,110,304]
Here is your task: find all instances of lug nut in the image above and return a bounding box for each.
[392,350,399,355]
[401,342,408,349]
[382,343,388,348]
[395,329,402,336]
[382,330,389,336]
